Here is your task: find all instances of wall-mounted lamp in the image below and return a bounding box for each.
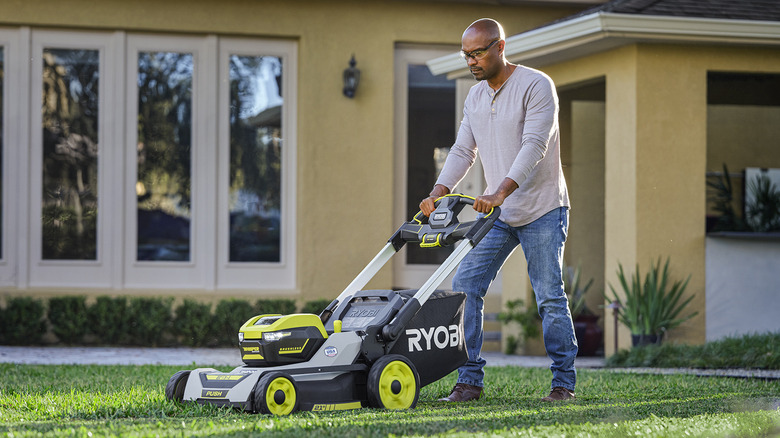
[343,55,360,98]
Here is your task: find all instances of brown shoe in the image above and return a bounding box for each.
[541,387,575,402]
[438,383,483,402]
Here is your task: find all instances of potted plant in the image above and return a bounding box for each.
[499,262,600,355]
[606,257,698,347]
[498,298,540,354]
[564,264,602,356]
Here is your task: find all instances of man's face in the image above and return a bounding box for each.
[461,34,502,81]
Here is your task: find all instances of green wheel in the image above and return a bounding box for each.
[253,372,299,415]
[164,370,190,402]
[367,355,420,410]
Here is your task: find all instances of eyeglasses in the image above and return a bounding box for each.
[460,39,500,60]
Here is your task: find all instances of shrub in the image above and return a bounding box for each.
[126,297,173,346]
[605,257,697,342]
[173,300,214,347]
[212,299,256,347]
[254,299,296,316]
[0,297,47,345]
[87,296,129,345]
[606,332,780,369]
[300,299,331,315]
[48,296,89,344]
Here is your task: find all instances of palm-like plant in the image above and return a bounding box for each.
[564,263,594,318]
[606,257,698,344]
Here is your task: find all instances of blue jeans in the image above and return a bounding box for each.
[453,207,577,391]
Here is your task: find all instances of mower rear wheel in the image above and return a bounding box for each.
[165,370,191,402]
[367,355,420,410]
[254,372,299,415]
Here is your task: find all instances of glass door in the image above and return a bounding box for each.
[393,45,484,290]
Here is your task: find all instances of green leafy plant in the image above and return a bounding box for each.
[126,297,174,346]
[606,257,697,344]
[300,298,331,315]
[48,295,89,344]
[497,298,540,345]
[745,172,780,232]
[212,299,257,346]
[706,163,747,232]
[254,298,296,316]
[173,299,214,347]
[606,331,779,369]
[564,263,594,318]
[0,297,47,345]
[87,296,129,345]
[502,334,521,355]
[499,263,595,353]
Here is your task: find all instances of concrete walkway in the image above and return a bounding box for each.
[0,346,604,368]
[2,346,778,379]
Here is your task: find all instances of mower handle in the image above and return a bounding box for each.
[389,194,500,251]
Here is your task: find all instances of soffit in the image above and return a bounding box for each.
[428,12,780,78]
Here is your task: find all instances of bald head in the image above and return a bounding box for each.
[461,18,514,84]
[462,18,505,42]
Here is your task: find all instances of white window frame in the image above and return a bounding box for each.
[215,38,297,290]
[123,34,216,289]
[4,28,297,291]
[28,30,119,288]
[0,28,22,287]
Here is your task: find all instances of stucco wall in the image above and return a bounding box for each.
[542,43,780,353]
[0,1,582,304]
[705,236,780,341]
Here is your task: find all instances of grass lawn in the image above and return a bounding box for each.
[1,363,778,437]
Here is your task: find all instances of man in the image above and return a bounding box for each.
[420,18,577,402]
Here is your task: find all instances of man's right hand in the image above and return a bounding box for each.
[419,184,450,217]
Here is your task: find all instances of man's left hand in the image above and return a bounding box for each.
[473,177,519,213]
[473,194,505,213]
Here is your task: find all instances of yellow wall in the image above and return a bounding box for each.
[0,1,583,305]
[544,43,780,354]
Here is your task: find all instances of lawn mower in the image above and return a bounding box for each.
[165,194,499,415]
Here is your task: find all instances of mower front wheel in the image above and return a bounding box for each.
[165,370,191,402]
[253,372,299,415]
[367,354,420,410]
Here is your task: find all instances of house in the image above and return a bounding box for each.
[428,0,780,355]
[0,0,604,349]
[2,0,777,356]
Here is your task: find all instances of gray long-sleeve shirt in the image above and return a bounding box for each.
[435,65,570,227]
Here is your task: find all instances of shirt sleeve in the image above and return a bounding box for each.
[505,74,558,187]
[435,100,478,191]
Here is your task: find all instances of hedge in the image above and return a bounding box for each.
[0,296,331,348]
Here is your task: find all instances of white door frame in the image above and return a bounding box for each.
[393,45,502,293]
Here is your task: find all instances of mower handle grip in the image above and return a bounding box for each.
[389,194,500,251]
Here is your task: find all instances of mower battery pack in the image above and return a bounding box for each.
[239,313,327,367]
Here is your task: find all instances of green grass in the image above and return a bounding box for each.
[607,332,780,369]
[1,364,778,437]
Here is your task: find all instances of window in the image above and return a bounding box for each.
[41,48,100,261]
[216,38,296,289]
[136,51,194,262]
[29,31,115,287]
[3,29,296,290]
[0,28,20,287]
[706,72,780,234]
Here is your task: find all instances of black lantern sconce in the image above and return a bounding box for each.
[343,55,360,98]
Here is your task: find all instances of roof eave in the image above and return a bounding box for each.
[427,12,780,78]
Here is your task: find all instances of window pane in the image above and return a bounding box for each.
[41,49,99,260]
[228,55,282,262]
[136,52,193,262]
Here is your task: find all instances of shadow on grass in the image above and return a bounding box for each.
[6,393,776,438]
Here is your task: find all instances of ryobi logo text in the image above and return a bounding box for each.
[405,325,460,352]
